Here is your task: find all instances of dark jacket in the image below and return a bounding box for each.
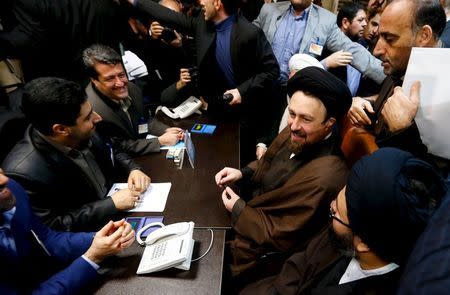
[87,82,169,156]
[2,126,140,232]
[0,0,128,81]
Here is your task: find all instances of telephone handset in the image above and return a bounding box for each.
[136,221,195,274]
[161,96,202,119]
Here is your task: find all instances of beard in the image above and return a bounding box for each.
[328,226,355,258]
[288,139,303,154]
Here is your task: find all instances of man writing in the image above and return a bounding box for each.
[3,77,151,231]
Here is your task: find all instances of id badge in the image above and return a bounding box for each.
[309,38,324,56]
[138,123,148,134]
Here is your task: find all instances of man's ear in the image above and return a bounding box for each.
[415,25,434,47]
[52,124,70,137]
[341,17,351,32]
[354,235,371,253]
[325,117,336,130]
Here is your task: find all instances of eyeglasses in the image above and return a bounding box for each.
[329,207,351,228]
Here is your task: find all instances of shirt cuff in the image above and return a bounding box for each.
[320,59,328,70]
[82,255,100,271]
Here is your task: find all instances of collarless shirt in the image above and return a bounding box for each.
[339,257,399,284]
[215,14,237,88]
[272,5,310,83]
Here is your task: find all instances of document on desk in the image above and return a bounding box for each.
[146,134,186,150]
[403,47,450,159]
[107,183,172,212]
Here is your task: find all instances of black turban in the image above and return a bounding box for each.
[346,148,447,264]
[287,66,352,119]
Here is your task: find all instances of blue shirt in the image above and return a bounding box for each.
[272,5,310,83]
[346,65,361,96]
[0,207,17,255]
[215,15,237,88]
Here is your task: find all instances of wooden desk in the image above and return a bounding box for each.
[94,229,226,295]
[133,114,239,228]
[94,114,236,294]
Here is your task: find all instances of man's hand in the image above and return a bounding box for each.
[215,167,242,188]
[158,128,184,146]
[128,170,151,193]
[111,189,140,210]
[221,186,240,212]
[348,96,375,126]
[256,146,267,160]
[84,220,135,264]
[150,21,164,40]
[381,81,420,132]
[225,89,242,105]
[176,68,191,90]
[323,50,353,68]
[169,30,183,48]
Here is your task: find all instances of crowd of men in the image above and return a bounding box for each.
[1,0,450,294]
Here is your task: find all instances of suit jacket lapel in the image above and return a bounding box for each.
[299,5,319,54]
[197,23,216,67]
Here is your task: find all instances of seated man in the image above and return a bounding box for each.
[83,44,183,156]
[215,67,351,275]
[241,148,447,294]
[0,169,135,294]
[3,77,150,231]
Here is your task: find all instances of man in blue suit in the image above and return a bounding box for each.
[0,169,135,294]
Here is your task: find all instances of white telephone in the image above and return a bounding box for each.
[161,96,202,119]
[136,221,195,274]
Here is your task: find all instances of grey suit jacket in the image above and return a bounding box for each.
[254,3,385,84]
[86,82,168,156]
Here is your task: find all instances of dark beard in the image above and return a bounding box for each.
[287,139,303,154]
[328,226,355,258]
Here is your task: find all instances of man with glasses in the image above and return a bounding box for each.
[240,148,447,294]
[83,44,184,156]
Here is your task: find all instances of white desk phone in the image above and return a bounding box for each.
[136,221,195,274]
[161,96,202,119]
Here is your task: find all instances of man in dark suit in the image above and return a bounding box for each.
[83,44,183,156]
[3,77,151,231]
[240,148,447,294]
[124,0,280,166]
[0,169,135,294]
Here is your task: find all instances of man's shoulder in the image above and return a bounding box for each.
[3,132,52,183]
[310,4,337,24]
[262,1,290,14]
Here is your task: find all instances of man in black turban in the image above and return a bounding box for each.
[214,66,352,275]
[240,147,447,294]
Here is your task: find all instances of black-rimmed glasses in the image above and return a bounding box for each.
[329,207,351,228]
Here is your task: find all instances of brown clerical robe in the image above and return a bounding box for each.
[228,127,348,275]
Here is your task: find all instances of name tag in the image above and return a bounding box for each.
[309,42,323,56]
[138,123,148,134]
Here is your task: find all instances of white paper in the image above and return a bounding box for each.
[107,182,171,212]
[403,47,450,159]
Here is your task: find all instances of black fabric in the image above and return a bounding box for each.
[2,126,140,231]
[287,66,352,119]
[345,148,447,264]
[0,0,129,82]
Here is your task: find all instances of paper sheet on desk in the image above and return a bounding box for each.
[403,48,450,159]
[146,134,185,150]
[107,183,171,212]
